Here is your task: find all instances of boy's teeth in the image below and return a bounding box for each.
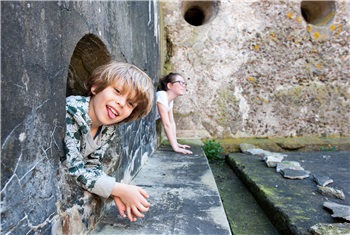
[108,106,118,116]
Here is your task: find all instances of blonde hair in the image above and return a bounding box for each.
[85,61,154,123]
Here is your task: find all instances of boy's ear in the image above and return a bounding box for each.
[91,85,97,95]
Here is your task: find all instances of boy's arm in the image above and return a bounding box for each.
[64,113,115,199]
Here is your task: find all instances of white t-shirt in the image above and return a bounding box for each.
[155,90,173,120]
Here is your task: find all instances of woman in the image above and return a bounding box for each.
[156,73,192,154]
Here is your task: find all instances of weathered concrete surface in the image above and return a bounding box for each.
[210,160,279,235]
[1,1,160,234]
[227,151,350,235]
[216,137,350,154]
[91,145,231,235]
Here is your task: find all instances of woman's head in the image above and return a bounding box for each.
[158,72,186,91]
[85,61,154,123]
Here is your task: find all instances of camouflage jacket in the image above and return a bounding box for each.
[64,96,117,199]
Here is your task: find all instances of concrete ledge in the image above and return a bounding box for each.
[227,151,350,235]
[91,145,231,235]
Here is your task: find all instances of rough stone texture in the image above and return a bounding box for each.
[239,143,256,152]
[209,160,279,235]
[1,1,160,234]
[318,186,346,200]
[264,155,284,167]
[90,145,231,235]
[244,147,287,159]
[276,161,303,173]
[218,136,350,154]
[280,168,310,180]
[161,0,350,139]
[310,223,350,235]
[323,202,350,221]
[227,151,350,235]
[314,174,334,187]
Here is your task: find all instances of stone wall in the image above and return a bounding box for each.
[1,1,160,234]
[161,0,349,139]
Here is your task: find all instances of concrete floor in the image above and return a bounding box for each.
[91,145,231,235]
[90,139,350,235]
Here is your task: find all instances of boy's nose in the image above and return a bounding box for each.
[116,97,126,107]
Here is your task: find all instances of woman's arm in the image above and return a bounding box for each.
[157,102,192,154]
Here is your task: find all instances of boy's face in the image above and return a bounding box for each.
[88,83,138,127]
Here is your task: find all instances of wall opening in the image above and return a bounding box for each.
[66,34,111,96]
[181,1,219,26]
[300,1,336,26]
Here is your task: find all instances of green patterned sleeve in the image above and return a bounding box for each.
[64,111,106,193]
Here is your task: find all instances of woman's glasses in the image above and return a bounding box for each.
[172,81,187,86]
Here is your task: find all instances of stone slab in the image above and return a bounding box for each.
[210,160,279,235]
[227,151,350,235]
[91,145,231,235]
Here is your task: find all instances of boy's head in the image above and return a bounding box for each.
[85,61,154,123]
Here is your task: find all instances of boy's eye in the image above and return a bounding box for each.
[128,102,134,107]
[114,88,121,94]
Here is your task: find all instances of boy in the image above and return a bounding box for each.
[63,61,154,222]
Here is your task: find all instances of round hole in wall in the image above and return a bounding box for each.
[66,34,111,96]
[300,1,336,26]
[181,1,219,26]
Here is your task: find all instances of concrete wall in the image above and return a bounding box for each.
[161,0,349,139]
[1,1,160,234]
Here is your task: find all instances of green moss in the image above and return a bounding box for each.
[203,137,350,154]
[290,215,311,223]
[259,185,277,197]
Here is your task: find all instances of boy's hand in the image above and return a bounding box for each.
[113,196,138,222]
[112,183,150,222]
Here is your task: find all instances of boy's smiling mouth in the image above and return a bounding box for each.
[107,105,119,118]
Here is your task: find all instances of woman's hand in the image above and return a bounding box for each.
[174,144,193,154]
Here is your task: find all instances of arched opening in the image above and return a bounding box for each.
[300,1,336,26]
[181,1,219,26]
[66,34,111,96]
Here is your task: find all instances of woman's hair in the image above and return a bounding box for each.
[158,72,183,91]
[85,61,154,123]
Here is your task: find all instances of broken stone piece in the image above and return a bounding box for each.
[276,141,306,150]
[323,201,350,221]
[280,168,310,179]
[317,186,346,200]
[264,155,284,167]
[244,148,287,159]
[276,161,304,173]
[242,148,268,156]
[313,174,333,187]
[310,222,350,235]
[239,143,256,152]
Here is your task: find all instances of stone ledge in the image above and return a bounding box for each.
[91,145,231,235]
[227,151,350,235]
[213,137,350,153]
